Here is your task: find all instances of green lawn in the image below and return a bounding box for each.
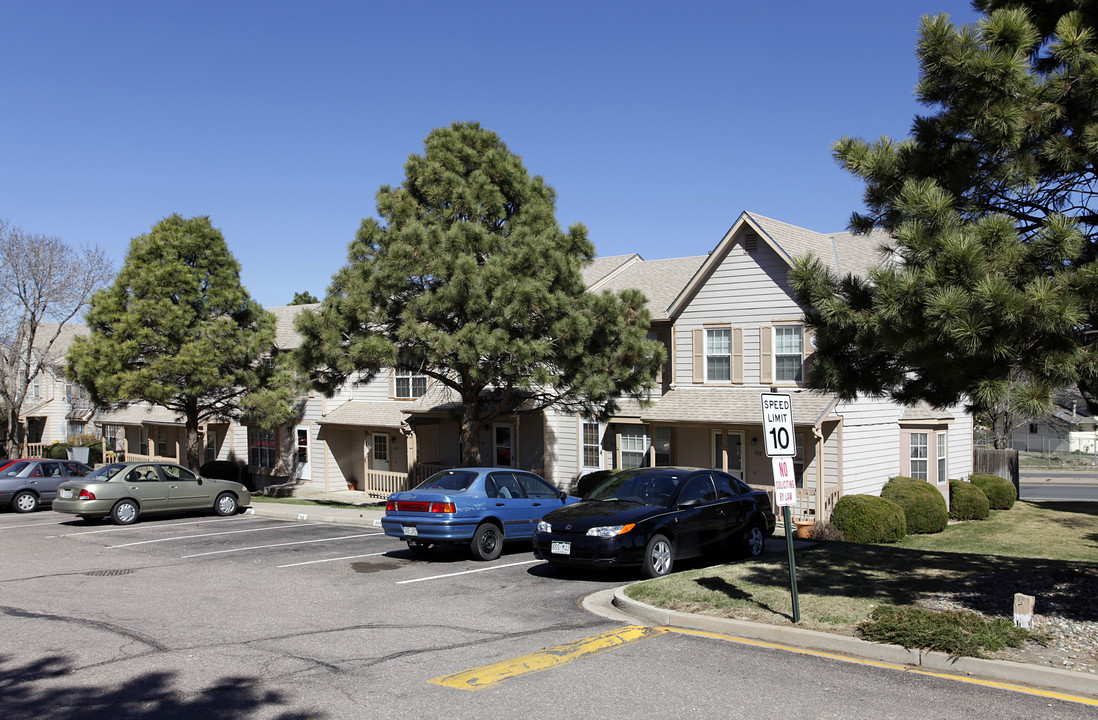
[625,501,1098,653]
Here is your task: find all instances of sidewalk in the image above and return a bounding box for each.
[247,487,1098,702]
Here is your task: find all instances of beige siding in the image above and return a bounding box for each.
[835,397,902,496]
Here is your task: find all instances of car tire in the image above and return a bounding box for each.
[407,540,433,556]
[214,492,238,516]
[111,499,139,525]
[642,534,675,578]
[742,522,766,558]
[470,522,503,561]
[12,490,39,513]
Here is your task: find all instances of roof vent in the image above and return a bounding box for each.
[744,233,759,253]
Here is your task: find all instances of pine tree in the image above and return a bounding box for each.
[791,1,1098,437]
[296,122,663,465]
[68,215,298,468]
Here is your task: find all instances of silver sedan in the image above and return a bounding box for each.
[53,461,251,524]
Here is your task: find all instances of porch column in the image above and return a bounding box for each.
[814,426,824,519]
[614,429,622,469]
[514,415,521,469]
[721,429,728,472]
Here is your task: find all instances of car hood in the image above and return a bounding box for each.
[542,499,665,528]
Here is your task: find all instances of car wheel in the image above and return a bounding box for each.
[407,540,433,556]
[214,492,238,516]
[12,491,39,513]
[642,534,675,578]
[742,522,766,558]
[111,499,139,525]
[470,522,503,561]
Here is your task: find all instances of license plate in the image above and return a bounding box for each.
[60,488,73,498]
[402,525,418,537]
[551,541,571,555]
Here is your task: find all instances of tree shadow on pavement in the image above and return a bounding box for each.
[0,654,318,720]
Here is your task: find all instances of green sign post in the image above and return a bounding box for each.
[762,393,801,624]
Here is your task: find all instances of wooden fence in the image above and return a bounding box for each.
[973,447,1020,494]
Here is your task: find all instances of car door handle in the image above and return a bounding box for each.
[495,502,506,507]
[532,503,542,506]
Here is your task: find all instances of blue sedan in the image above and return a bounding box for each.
[382,468,579,560]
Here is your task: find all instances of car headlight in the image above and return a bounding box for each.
[537,520,551,533]
[586,523,635,538]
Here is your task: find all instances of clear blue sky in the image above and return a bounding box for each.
[2,0,981,309]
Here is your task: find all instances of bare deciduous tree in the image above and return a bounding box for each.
[0,219,113,457]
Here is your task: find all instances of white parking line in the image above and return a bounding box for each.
[181,532,386,558]
[107,522,324,548]
[278,551,388,568]
[48,515,266,538]
[395,559,541,584]
[0,519,69,530]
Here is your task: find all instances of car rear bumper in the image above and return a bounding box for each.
[52,498,113,515]
[381,516,480,544]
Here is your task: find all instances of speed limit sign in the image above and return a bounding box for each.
[761,393,795,457]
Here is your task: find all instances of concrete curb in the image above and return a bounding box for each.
[246,502,385,527]
[604,587,1097,699]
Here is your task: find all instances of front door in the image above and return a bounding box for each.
[295,426,311,481]
[164,464,207,510]
[493,423,514,467]
[372,433,390,472]
[712,430,744,476]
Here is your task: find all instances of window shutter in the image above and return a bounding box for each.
[732,327,744,384]
[692,328,704,383]
[760,326,773,384]
[388,369,396,399]
[802,327,815,383]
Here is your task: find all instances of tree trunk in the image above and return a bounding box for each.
[459,401,483,466]
[5,407,22,459]
[184,400,201,470]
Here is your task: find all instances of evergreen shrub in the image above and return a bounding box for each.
[949,479,989,520]
[831,494,907,543]
[969,473,1016,510]
[881,476,948,533]
[44,442,71,459]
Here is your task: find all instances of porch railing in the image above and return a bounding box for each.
[749,483,841,525]
[361,469,414,499]
[22,442,48,458]
[118,451,180,464]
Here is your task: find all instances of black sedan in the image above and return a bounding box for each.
[533,467,776,578]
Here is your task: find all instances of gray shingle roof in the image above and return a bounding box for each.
[591,255,707,319]
[581,254,641,288]
[635,387,840,426]
[268,304,317,350]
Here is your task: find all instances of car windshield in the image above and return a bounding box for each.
[586,470,685,506]
[415,470,478,492]
[0,462,29,477]
[84,463,128,480]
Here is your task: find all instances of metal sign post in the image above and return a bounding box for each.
[762,393,801,623]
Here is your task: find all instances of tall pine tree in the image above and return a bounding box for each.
[791,1,1098,442]
[68,215,298,468]
[296,122,663,465]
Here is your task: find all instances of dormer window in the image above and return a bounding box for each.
[394,368,427,399]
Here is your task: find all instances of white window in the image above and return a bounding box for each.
[706,328,731,382]
[910,433,928,480]
[105,425,122,451]
[581,421,602,469]
[157,428,169,458]
[937,433,947,484]
[249,427,277,468]
[774,326,803,382]
[394,369,427,399]
[31,376,40,399]
[620,427,650,469]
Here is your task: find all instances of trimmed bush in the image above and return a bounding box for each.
[44,442,71,459]
[831,494,907,543]
[574,469,620,498]
[949,479,990,521]
[969,473,1016,510]
[881,476,948,534]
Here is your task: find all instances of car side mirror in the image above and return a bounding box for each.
[197,478,203,485]
[558,491,567,501]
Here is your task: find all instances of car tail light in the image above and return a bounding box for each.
[78,489,96,500]
[390,500,455,513]
[386,500,396,511]
[429,502,455,513]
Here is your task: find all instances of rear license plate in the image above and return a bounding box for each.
[402,525,418,537]
[551,541,571,555]
[59,488,73,499]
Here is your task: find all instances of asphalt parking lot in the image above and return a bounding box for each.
[3,508,1095,719]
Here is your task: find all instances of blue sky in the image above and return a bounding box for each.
[2,0,981,309]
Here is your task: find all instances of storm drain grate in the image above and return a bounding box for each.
[83,569,134,577]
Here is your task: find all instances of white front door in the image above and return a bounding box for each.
[372,433,390,472]
[295,426,311,481]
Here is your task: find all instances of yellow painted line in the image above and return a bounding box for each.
[430,625,669,690]
[666,628,1098,707]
